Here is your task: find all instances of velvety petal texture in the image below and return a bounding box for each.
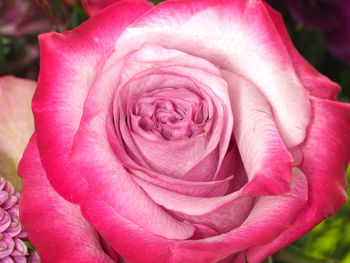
[0,76,35,192]
[19,135,115,263]
[19,0,350,263]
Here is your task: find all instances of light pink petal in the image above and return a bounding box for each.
[134,177,255,233]
[264,4,341,100]
[33,0,152,203]
[70,66,195,240]
[239,97,350,263]
[127,168,233,197]
[223,71,293,195]
[111,44,232,181]
[0,76,35,192]
[167,168,308,263]
[82,167,307,262]
[114,0,311,148]
[19,135,115,263]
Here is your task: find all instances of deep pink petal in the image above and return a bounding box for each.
[81,0,151,17]
[19,135,114,263]
[114,0,311,148]
[0,76,35,192]
[33,0,152,203]
[240,97,350,262]
[82,191,172,263]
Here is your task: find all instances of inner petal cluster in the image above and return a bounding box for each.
[131,87,208,140]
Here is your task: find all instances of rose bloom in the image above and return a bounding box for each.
[19,0,350,262]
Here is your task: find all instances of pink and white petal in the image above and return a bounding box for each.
[83,168,307,263]
[134,177,255,233]
[33,0,152,203]
[82,191,173,263]
[113,45,233,180]
[166,168,308,263]
[264,3,341,100]
[114,0,310,148]
[239,97,350,263]
[70,60,195,240]
[19,135,114,263]
[223,71,293,195]
[0,76,35,192]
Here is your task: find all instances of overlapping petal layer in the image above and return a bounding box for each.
[32,0,152,203]
[114,0,311,148]
[19,135,114,262]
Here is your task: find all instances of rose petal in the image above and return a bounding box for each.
[83,168,307,263]
[239,97,350,263]
[134,177,255,233]
[114,0,311,148]
[19,135,115,263]
[223,71,293,195]
[264,3,341,100]
[32,0,152,203]
[71,114,196,239]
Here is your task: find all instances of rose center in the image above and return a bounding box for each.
[130,87,208,140]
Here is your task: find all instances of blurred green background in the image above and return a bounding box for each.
[1,1,349,262]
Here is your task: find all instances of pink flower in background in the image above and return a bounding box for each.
[0,177,28,262]
[19,0,350,262]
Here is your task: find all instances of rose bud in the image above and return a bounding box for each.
[19,0,350,262]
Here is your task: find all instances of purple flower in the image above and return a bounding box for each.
[0,177,28,262]
[0,0,50,36]
[265,0,350,64]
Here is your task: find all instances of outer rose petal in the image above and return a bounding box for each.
[264,3,341,100]
[81,0,151,16]
[19,135,115,263]
[33,0,152,203]
[238,97,350,262]
[81,168,307,262]
[0,76,35,192]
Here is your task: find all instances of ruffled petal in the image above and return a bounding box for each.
[167,168,308,263]
[240,97,350,263]
[32,0,152,203]
[19,135,114,263]
[114,0,311,148]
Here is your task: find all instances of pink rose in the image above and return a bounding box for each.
[19,0,350,262]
